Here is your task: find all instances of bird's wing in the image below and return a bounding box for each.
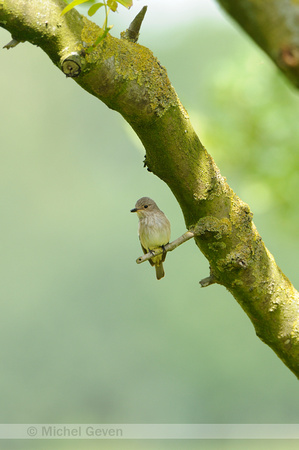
[161,247,168,263]
[140,241,155,266]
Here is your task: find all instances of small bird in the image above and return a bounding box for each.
[130,197,171,280]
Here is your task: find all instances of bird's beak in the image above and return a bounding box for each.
[130,208,137,213]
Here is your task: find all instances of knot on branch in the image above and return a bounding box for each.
[61,52,83,77]
[280,45,299,68]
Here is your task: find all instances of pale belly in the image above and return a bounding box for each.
[139,215,170,251]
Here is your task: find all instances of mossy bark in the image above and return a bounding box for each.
[1,0,299,377]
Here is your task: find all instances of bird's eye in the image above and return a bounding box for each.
[144,205,148,208]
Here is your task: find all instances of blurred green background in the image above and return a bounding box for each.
[1,0,299,449]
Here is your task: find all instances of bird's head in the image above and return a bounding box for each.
[130,197,158,217]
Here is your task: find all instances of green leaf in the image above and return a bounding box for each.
[115,0,133,9]
[107,0,118,12]
[88,2,105,16]
[61,0,90,16]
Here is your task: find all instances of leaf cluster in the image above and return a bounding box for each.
[61,0,133,48]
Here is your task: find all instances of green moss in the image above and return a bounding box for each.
[232,279,244,287]
[208,241,227,251]
[194,215,231,240]
[81,16,178,118]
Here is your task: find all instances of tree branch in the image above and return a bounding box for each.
[136,230,195,264]
[137,230,216,288]
[1,0,299,378]
[215,0,299,88]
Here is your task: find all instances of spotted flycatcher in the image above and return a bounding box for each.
[131,197,171,280]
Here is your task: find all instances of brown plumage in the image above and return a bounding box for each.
[131,197,171,280]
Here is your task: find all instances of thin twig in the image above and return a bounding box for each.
[136,230,195,264]
[3,38,21,49]
[121,6,148,43]
[199,275,216,288]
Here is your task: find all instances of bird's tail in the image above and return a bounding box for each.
[155,263,165,280]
